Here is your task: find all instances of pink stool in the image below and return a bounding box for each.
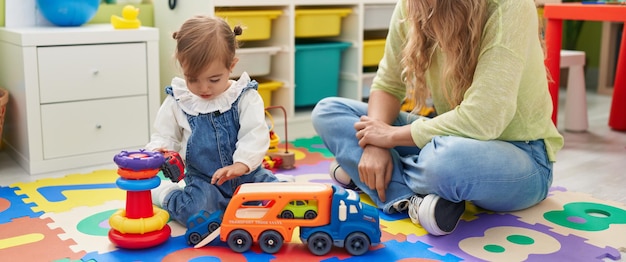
[560,50,588,132]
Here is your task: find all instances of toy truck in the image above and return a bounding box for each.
[160,151,185,182]
[218,182,381,256]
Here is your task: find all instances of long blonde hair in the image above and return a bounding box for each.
[401,0,488,113]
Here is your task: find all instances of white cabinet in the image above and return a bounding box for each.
[153,0,397,139]
[0,25,160,174]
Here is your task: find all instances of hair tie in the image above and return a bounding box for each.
[233,26,243,36]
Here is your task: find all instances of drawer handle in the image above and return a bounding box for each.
[92,69,99,76]
[96,124,102,129]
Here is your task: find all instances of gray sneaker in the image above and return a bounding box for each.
[407,194,465,236]
[392,198,411,213]
[329,160,360,192]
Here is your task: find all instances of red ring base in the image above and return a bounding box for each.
[108,224,171,249]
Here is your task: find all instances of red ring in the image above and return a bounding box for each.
[108,225,171,249]
[117,168,160,180]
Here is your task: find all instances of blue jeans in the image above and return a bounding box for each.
[311,97,553,214]
[163,168,279,225]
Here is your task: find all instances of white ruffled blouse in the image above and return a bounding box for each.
[145,72,270,173]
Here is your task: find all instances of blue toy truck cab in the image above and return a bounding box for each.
[299,185,381,256]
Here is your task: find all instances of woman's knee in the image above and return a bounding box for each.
[312,97,342,119]
[312,97,362,136]
[418,136,475,179]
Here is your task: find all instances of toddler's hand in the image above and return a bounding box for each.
[211,162,249,185]
[152,147,168,154]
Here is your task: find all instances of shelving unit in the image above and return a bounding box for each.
[154,0,396,139]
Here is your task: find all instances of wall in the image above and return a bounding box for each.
[90,3,154,27]
[574,22,602,90]
[0,0,5,27]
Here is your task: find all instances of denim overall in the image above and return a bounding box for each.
[162,81,279,224]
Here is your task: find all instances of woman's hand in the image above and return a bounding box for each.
[355,115,416,149]
[355,115,397,149]
[211,162,249,185]
[355,114,417,202]
[358,145,393,202]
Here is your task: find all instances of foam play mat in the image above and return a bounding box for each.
[1,136,625,261]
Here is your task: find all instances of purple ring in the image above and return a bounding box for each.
[113,149,165,171]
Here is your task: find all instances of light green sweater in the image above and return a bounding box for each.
[371,0,564,161]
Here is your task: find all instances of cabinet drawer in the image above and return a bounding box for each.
[40,96,149,159]
[38,43,148,104]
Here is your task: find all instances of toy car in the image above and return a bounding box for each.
[279,200,318,219]
[161,151,185,182]
[185,210,223,246]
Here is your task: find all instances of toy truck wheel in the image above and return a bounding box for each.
[280,210,294,219]
[208,222,220,233]
[307,232,332,256]
[304,210,317,219]
[188,232,202,245]
[258,230,283,254]
[227,229,253,253]
[344,232,370,256]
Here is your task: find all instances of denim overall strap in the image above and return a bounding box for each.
[165,86,173,96]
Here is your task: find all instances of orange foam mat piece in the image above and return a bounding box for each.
[0,216,85,261]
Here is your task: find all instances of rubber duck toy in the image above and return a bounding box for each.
[111,5,141,29]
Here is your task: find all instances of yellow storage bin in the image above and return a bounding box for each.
[295,8,352,38]
[257,79,282,107]
[363,39,386,67]
[216,10,283,41]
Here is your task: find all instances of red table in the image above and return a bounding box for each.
[543,3,626,130]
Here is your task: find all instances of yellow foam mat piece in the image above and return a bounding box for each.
[12,169,125,213]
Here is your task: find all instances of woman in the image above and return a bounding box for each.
[312,0,563,236]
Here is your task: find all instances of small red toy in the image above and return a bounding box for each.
[161,151,185,182]
[262,155,284,170]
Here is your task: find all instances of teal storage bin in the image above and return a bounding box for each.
[295,41,351,107]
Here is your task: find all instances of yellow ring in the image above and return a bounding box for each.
[109,207,170,234]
